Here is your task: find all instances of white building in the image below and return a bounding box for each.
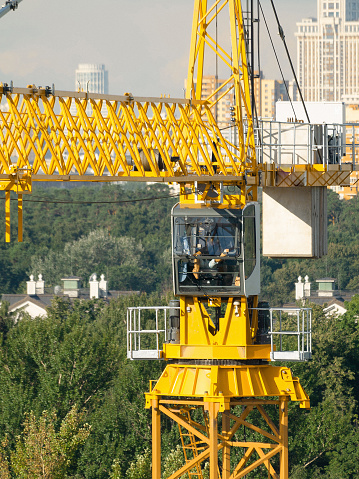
[72,64,109,117]
[1,274,139,320]
[296,0,359,102]
[290,275,357,317]
[75,64,109,94]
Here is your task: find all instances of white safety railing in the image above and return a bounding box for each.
[244,120,359,167]
[252,307,312,362]
[127,306,178,360]
[128,305,311,362]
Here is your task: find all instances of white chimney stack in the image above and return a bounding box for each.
[27,275,36,295]
[89,274,100,299]
[36,274,45,295]
[99,274,108,298]
[295,276,304,300]
[304,275,311,297]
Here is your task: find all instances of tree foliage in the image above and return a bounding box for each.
[28,229,155,291]
[0,183,175,294]
[10,406,90,479]
[2,186,359,477]
[0,294,168,478]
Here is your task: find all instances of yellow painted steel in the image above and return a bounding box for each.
[146,397,298,479]
[145,365,309,410]
[186,0,256,177]
[0,83,353,240]
[0,86,245,180]
[0,86,350,188]
[144,2,309,477]
[162,297,271,361]
[0,1,311,476]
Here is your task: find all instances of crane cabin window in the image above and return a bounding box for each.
[172,206,243,296]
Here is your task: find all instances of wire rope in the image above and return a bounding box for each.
[0,192,181,205]
[258,0,296,119]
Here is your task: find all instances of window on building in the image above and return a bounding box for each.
[328,2,334,8]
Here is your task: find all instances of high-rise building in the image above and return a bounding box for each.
[296,0,359,102]
[201,75,235,127]
[72,64,109,117]
[259,79,294,118]
[186,74,296,132]
[75,64,109,94]
[184,75,235,142]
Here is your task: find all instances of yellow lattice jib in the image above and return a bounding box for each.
[0,86,251,181]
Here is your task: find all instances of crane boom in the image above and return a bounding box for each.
[0,0,22,20]
[0,87,247,180]
[0,83,355,242]
[0,84,353,186]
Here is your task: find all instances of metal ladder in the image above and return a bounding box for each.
[178,407,209,479]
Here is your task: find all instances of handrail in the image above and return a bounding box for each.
[250,307,312,362]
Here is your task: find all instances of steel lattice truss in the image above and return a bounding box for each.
[0,87,248,180]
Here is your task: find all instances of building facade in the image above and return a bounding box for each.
[1,274,139,320]
[189,74,295,134]
[201,75,235,125]
[296,0,359,102]
[259,79,295,118]
[75,64,109,94]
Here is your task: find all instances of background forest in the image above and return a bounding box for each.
[0,183,357,304]
[0,184,359,478]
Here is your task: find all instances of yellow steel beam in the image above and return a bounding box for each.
[222,412,230,479]
[0,87,250,180]
[208,401,219,479]
[0,87,353,193]
[279,397,289,477]
[152,398,161,479]
[17,193,22,242]
[5,190,10,242]
[153,398,289,479]
[186,0,256,175]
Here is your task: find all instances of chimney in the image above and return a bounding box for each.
[99,274,108,298]
[304,275,311,297]
[36,274,45,295]
[295,276,304,300]
[316,278,337,297]
[89,274,100,299]
[27,275,36,295]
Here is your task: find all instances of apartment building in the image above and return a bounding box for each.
[296,0,359,102]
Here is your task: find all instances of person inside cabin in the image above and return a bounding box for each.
[178,218,240,288]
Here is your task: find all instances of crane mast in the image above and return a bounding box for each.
[146,3,308,479]
[0,0,354,477]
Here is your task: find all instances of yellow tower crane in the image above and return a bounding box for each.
[0,0,356,477]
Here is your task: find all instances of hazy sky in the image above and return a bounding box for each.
[0,0,316,98]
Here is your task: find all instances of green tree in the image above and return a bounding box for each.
[126,448,151,479]
[286,305,359,478]
[28,228,155,292]
[10,406,90,479]
[162,445,186,479]
[0,437,11,479]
